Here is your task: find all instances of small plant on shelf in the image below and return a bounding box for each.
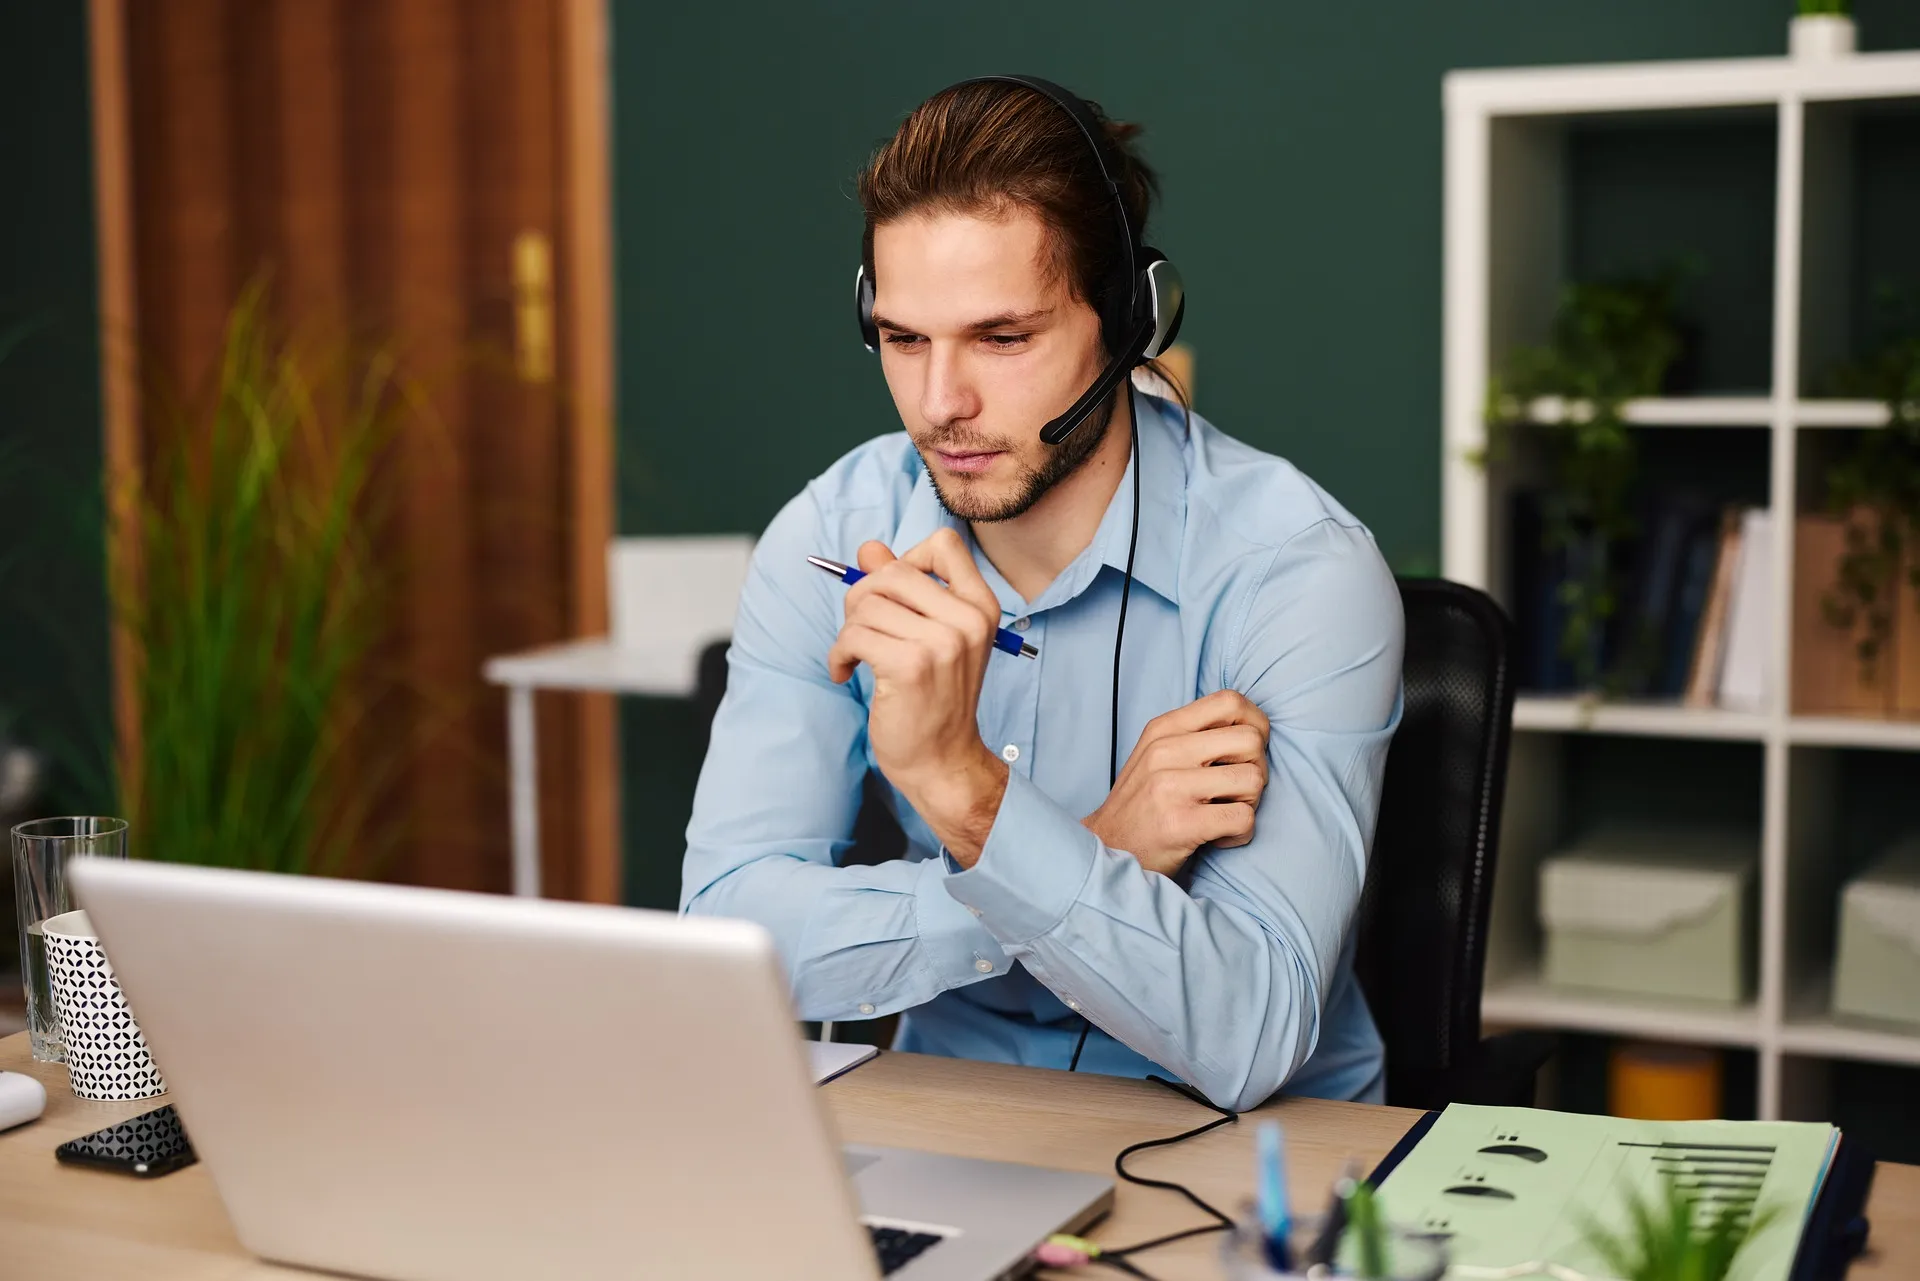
[1581,1179,1778,1281]
[1821,288,1920,679]
[1482,267,1689,691]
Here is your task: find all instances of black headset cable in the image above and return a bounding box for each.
[1067,399,1142,1077]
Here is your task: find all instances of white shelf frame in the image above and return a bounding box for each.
[1444,42,1920,1120]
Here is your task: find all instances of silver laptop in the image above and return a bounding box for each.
[71,859,1111,1281]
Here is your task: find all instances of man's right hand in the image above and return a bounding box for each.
[1082,690,1272,878]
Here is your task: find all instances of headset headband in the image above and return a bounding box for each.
[953,75,1141,321]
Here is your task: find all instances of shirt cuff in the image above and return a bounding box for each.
[942,771,1099,946]
[911,852,1013,988]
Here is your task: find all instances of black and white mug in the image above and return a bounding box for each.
[41,910,166,1101]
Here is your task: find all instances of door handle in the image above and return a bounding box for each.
[512,229,554,384]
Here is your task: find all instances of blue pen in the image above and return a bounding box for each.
[807,555,1039,659]
[1257,1120,1293,1273]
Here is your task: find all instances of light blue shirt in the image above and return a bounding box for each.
[681,393,1404,1111]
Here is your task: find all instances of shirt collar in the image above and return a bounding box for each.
[889,388,1187,612]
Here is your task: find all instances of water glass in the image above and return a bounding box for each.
[11,817,130,1061]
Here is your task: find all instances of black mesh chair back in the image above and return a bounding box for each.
[1352,578,1517,1110]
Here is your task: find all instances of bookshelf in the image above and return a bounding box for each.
[1444,30,1920,1120]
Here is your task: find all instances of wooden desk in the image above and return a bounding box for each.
[3,1031,1918,1279]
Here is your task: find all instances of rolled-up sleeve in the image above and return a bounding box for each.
[680,488,1005,1022]
[943,519,1402,1111]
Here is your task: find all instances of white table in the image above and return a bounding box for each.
[482,638,709,897]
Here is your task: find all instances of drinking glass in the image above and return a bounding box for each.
[11,817,129,1061]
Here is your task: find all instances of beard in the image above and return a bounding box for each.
[918,389,1115,524]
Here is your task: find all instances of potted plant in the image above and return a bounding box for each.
[110,283,411,876]
[1821,291,1920,682]
[1792,0,1856,60]
[1483,269,1689,692]
[1582,1179,1779,1281]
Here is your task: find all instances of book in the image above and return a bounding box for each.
[1509,492,1588,693]
[1719,508,1775,712]
[1611,492,1711,698]
[1660,512,1723,698]
[1685,508,1747,708]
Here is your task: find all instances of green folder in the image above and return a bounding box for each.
[1373,1104,1838,1281]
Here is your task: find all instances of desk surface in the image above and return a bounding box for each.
[3,1032,1917,1279]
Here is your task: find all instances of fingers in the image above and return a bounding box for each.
[1185,762,1266,805]
[1149,764,1262,811]
[901,527,1001,621]
[1137,690,1270,749]
[827,623,919,684]
[847,556,994,645]
[1189,801,1257,850]
[846,593,965,657]
[1143,725,1268,773]
[855,540,897,574]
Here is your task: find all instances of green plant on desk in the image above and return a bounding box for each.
[1581,1180,1778,1281]
[113,281,412,876]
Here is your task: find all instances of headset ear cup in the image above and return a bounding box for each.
[855,265,879,353]
[1153,287,1186,357]
[1138,253,1185,361]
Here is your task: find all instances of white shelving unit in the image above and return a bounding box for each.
[1444,32,1920,1120]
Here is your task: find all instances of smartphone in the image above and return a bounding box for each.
[54,1103,198,1177]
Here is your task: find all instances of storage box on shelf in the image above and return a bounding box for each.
[1445,34,1920,1119]
[1540,827,1756,1005]
[1833,835,1920,1029]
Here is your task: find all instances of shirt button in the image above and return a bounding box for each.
[858,1003,875,1016]
[1011,616,1031,632]
[1001,744,1020,763]
[974,959,994,974]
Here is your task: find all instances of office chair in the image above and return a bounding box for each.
[693,578,1551,1103]
[1353,577,1550,1110]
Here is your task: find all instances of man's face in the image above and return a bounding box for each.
[870,208,1111,523]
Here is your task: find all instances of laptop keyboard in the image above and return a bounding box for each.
[868,1224,944,1275]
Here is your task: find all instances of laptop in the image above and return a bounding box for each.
[70,858,1112,1281]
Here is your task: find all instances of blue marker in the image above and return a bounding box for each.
[1257,1120,1293,1272]
[807,555,1039,659]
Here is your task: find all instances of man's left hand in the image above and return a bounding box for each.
[826,528,1007,865]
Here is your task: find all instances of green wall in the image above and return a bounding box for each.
[605,2,1920,908]
[0,4,113,817]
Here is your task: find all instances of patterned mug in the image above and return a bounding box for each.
[41,910,167,1101]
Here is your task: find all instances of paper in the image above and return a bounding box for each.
[1718,508,1774,712]
[1374,1104,1836,1281]
[808,1039,878,1085]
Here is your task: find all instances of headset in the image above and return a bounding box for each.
[855,74,1185,447]
[855,77,1187,1074]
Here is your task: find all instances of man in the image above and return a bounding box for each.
[682,78,1403,1111]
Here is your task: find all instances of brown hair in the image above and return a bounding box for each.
[857,80,1162,365]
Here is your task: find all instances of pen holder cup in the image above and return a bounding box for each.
[1219,1217,1448,1281]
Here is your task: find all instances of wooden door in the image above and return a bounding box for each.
[88,0,619,899]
